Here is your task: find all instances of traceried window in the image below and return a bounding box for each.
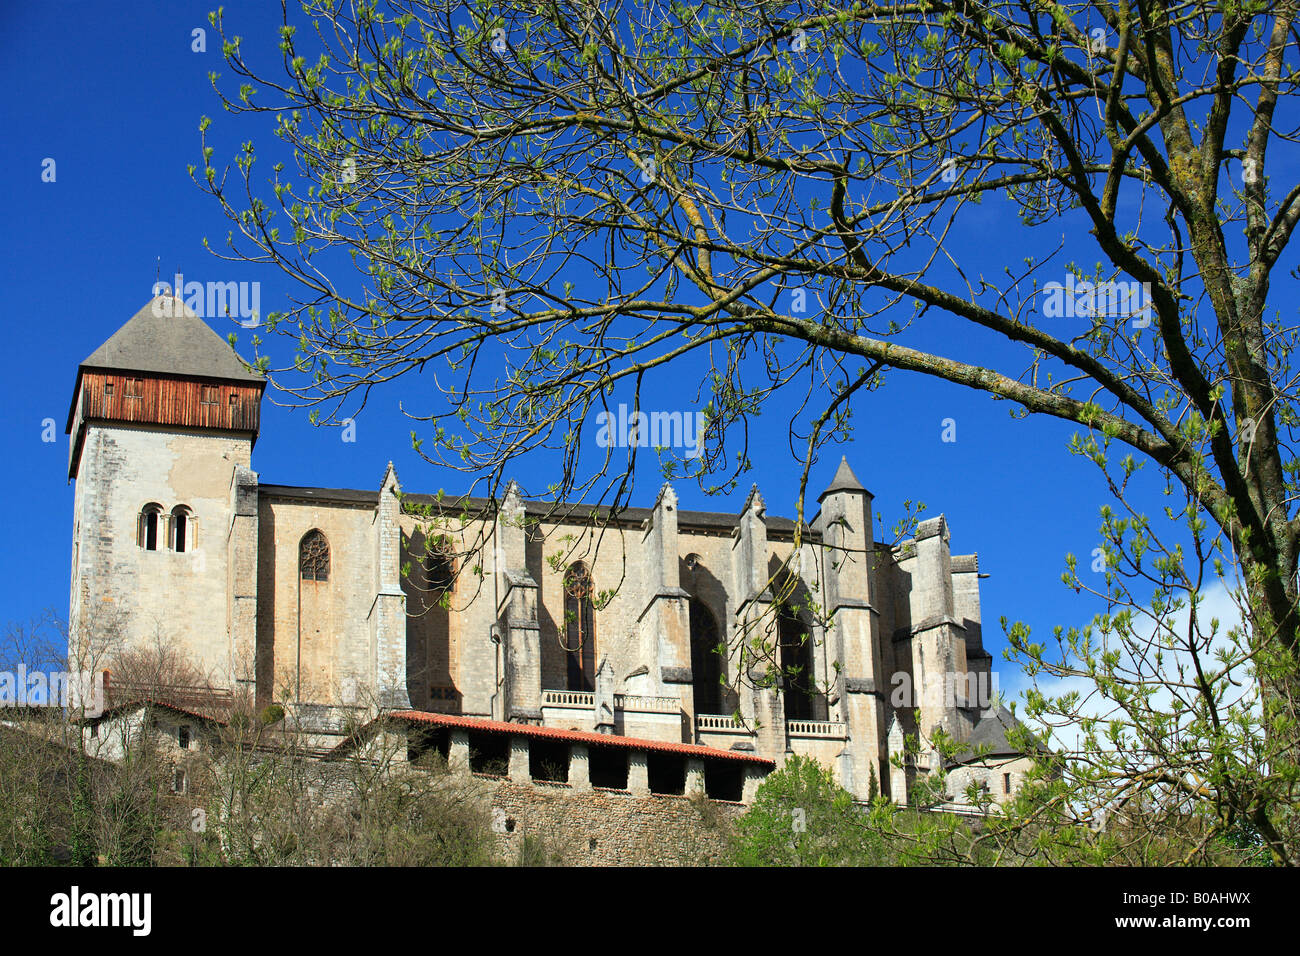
[299,530,330,582]
[138,503,164,551]
[170,505,195,553]
[563,563,597,692]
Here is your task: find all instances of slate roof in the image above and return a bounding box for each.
[948,705,1044,766]
[819,456,870,500]
[258,484,819,536]
[79,294,263,383]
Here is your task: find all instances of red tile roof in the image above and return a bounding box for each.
[389,710,775,767]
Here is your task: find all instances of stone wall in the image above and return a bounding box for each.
[71,423,251,685]
[487,778,741,865]
[84,706,220,781]
[257,494,377,709]
[946,754,1036,807]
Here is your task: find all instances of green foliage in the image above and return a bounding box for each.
[730,755,890,866]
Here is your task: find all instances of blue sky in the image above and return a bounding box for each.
[0,1,1273,702]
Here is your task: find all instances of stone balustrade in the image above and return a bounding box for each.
[541,689,679,714]
[786,719,848,739]
[615,693,679,714]
[696,714,745,732]
[542,689,595,708]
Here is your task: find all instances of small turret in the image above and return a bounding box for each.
[816,456,874,604]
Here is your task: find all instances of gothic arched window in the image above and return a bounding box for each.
[299,530,330,582]
[138,503,164,551]
[563,563,596,692]
[689,598,723,715]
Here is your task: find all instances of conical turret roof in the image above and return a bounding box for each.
[818,456,869,500]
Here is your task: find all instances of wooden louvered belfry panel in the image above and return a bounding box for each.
[76,371,261,434]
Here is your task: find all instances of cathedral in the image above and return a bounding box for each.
[66,294,1032,806]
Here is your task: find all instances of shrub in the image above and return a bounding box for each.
[730,755,892,866]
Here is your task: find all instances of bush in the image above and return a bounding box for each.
[730,755,892,866]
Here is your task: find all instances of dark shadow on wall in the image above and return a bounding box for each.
[768,558,827,722]
[254,503,276,711]
[403,528,455,711]
[680,554,735,716]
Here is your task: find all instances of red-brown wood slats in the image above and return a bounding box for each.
[77,372,261,434]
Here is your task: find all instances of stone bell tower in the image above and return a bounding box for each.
[66,294,265,694]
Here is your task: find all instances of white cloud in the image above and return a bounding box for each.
[995,578,1254,755]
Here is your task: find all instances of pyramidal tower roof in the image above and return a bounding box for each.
[818,456,869,500]
[79,294,263,382]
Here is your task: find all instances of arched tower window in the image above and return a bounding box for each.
[170,505,195,553]
[137,503,164,551]
[299,530,330,582]
[689,598,723,714]
[778,604,815,721]
[563,563,596,692]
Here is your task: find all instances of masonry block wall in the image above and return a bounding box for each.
[79,454,1006,799]
[946,754,1036,807]
[255,492,376,713]
[371,465,409,709]
[227,465,259,696]
[400,509,498,717]
[70,423,250,684]
[490,781,741,865]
